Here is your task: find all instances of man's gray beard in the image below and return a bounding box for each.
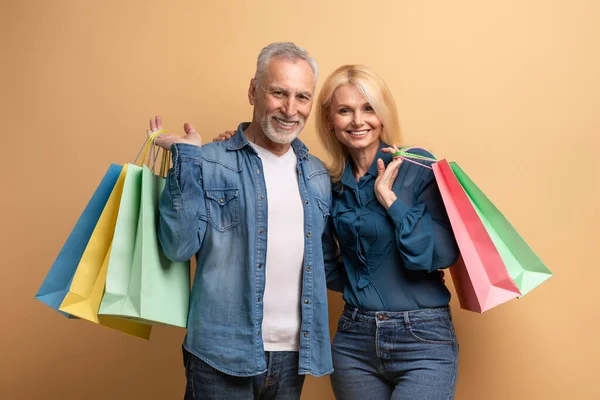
[260,116,304,145]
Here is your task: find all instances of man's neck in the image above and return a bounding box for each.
[244,122,291,157]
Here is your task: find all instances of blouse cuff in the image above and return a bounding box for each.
[386,198,410,223]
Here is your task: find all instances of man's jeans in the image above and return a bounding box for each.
[331,305,459,400]
[183,348,305,400]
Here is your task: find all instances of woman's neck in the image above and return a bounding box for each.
[349,141,381,181]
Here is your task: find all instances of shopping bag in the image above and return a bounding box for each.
[450,162,552,296]
[432,160,522,313]
[35,164,122,317]
[99,148,190,327]
[97,163,143,320]
[58,164,152,339]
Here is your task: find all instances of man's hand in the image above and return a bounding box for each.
[212,130,236,142]
[147,115,203,150]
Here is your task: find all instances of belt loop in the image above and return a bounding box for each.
[403,311,410,328]
[351,307,358,321]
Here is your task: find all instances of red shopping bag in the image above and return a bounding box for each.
[432,160,521,313]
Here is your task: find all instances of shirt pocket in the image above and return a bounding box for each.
[204,188,240,231]
[314,197,330,231]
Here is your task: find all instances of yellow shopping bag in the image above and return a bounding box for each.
[59,164,152,339]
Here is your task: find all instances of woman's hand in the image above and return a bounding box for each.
[212,130,236,142]
[374,144,403,209]
[147,115,203,150]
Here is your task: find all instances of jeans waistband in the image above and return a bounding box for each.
[342,304,452,324]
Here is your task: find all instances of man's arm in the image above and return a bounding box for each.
[146,115,207,262]
[158,143,207,262]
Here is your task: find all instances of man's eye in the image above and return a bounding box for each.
[272,91,283,97]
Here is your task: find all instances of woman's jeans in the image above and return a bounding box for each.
[331,305,459,400]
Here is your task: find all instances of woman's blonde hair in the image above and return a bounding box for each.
[315,65,402,182]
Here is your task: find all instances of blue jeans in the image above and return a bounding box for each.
[183,348,306,400]
[331,305,459,400]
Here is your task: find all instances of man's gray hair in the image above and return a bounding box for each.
[254,42,318,87]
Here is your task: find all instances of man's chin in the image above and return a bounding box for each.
[266,128,301,145]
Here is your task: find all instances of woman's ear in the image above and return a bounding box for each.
[325,115,334,132]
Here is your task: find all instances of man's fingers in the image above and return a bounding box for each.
[184,122,197,135]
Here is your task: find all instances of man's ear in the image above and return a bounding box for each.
[248,78,257,106]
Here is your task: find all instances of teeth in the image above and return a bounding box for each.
[275,118,296,127]
[348,130,369,135]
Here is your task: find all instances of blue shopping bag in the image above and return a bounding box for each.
[35,164,123,316]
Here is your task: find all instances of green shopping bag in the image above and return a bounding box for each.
[450,162,552,296]
[99,144,190,327]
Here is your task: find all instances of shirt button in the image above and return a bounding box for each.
[257,297,261,302]
[258,263,263,269]
[306,232,311,238]
[303,331,309,337]
[304,199,309,204]
[219,198,224,203]
[259,229,264,234]
[260,195,265,200]
[304,299,309,304]
[256,169,261,174]
[257,331,261,336]
[306,266,311,272]
[299,171,302,176]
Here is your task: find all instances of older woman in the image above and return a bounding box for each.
[316,65,460,400]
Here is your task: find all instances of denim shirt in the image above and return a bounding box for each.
[329,142,459,312]
[158,123,335,377]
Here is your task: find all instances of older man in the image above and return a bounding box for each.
[151,42,338,400]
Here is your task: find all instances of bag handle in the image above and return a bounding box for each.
[132,130,172,177]
[391,146,438,169]
[133,129,167,166]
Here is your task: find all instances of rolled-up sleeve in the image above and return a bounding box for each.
[158,143,207,262]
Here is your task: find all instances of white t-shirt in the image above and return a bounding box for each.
[250,142,305,351]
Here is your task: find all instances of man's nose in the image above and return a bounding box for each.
[282,98,298,117]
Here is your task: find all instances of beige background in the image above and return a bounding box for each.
[2,0,599,399]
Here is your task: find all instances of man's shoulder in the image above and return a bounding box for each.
[198,141,242,171]
[199,140,229,157]
[302,153,329,176]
